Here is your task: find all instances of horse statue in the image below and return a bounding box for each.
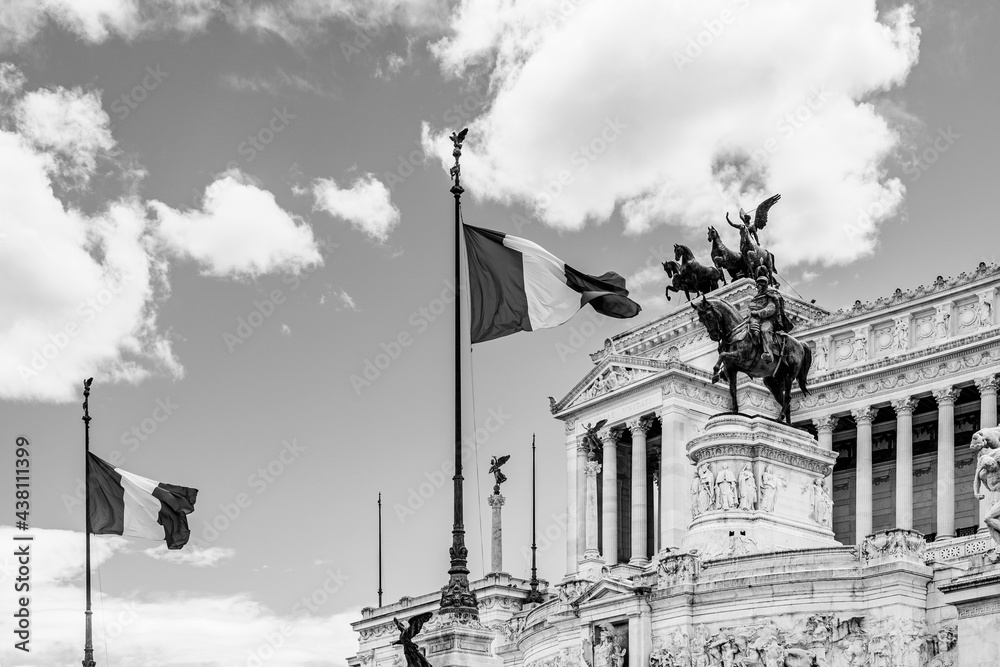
[707,225,745,284]
[662,260,692,302]
[691,289,811,424]
[671,244,723,299]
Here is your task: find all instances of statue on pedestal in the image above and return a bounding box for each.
[692,273,810,423]
[582,420,608,461]
[489,455,510,495]
[726,194,781,287]
[393,612,434,667]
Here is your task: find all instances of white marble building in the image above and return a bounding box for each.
[349,262,1000,667]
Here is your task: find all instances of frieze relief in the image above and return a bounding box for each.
[479,595,523,612]
[860,528,927,563]
[648,615,956,667]
[571,365,657,407]
[557,580,590,604]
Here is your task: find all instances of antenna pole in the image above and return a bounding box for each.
[378,493,383,608]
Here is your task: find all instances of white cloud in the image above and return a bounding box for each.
[0,526,360,667]
[281,323,292,336]
[312,175,400,242]
[0,0,217,51]
[0,75,181,403]
[15,86,116,186]
[142,544,236,567]
[336,290,359,311]
[152,171,323,278]
[424,0,921,266]
[220,69,338,99]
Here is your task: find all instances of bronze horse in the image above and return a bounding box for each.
[668,244,723,301]
[662,260,691,301]
[707,225,745,284]
[726,213,779,287]
[691,297,811,424]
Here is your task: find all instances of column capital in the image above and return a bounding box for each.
[891,396,917,416]
[627,416,653,435]
[932,386,960,406]
[813,415,839,433]
[577,440,590,455]
[851,406,878,424]
[584,461,602,477]
[599,428,621,446]
[975,374,1000,395]
[488,494,506,508]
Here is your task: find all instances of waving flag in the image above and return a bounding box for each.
[464,224,641,343]
[87,453,198,549]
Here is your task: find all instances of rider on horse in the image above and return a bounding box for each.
[747,267,793,364]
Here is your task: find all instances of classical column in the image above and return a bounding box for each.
[659,411,691,550]
[976,375,999,530]
[584,459,602,560]
[653,471,660,554]
[892,397,917,531]
[814,416,838,451]
[600,428,620,564]
[628,417,651,566]
[853,406,877,543]
[565,427,578,577]
[577,442,588,564]
[933,386,959,540]
[488,493,505,573]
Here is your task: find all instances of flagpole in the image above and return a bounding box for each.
[440,128,477,616]
[82,377,96,667]
[526,433,543,603]
[377,492,383,608]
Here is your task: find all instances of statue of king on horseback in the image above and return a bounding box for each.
[692,268,811,424]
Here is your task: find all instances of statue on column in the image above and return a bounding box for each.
[393,612,434,667]
[715,463,738,510]
[582,420,608,460]
[489,455,510,495]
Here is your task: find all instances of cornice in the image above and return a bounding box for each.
[802,262,1000,331]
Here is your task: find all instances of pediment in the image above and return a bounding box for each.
[563,360,659,410]
[574,579,636,606]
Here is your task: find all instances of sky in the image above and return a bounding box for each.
[0,0,998,665]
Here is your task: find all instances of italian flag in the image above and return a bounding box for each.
[87,453,199,549]
[464,224,641,343]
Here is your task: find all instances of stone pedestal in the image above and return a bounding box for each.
[488,494,504,574]
[421,614,499,667]
[682,414,839,558]
[939,564,1000,667]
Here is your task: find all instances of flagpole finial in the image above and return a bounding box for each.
[449,128,468,194]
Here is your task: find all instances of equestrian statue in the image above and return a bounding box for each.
[663,244,723,302]
[726,193,781,287]
[691,267,811,424]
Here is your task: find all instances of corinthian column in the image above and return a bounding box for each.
[628,417,651,566]
[600,428,620,564]
[852,406,877,543]
[933,386,958,540]
[892,397,917,530]
[813,415,838,451]
[584,460,602,560]
[976,375,999,531]
[576,442,587,564]
[565,423,578,577]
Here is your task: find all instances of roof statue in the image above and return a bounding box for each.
[691,265,811,424]
[489,455,510,494]
[393,612,434,667]
[663,244,723,302]
[727,193,780,288]
[707,224,746,284]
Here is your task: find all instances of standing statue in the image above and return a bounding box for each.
[393,612,434,667]
[759,465,779,513]
[972,431,1000,556]
[691,470,703,519]
[715,463,738,510]
[726,194,781,287]
[804,478,833,527]
[489,455,511,494]
[738,464,757,510]
[582,420,608,461]
[691,273,810,423]
[698,464,716,513]
[707,225,746,284]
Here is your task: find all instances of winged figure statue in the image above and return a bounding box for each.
[393,612,434,667]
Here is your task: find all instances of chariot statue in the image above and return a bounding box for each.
[726,194,781,287]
